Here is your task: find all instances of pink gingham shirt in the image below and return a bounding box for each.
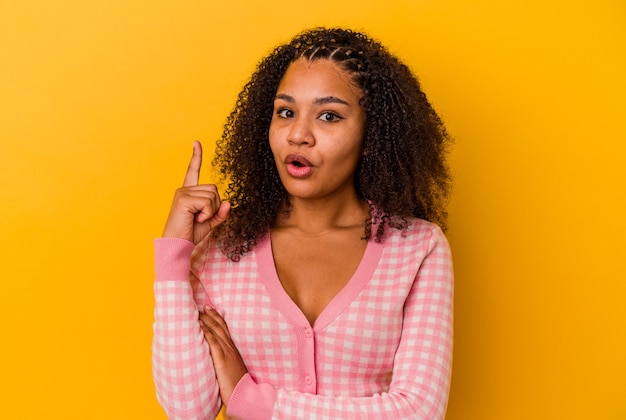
[153,218,453,419]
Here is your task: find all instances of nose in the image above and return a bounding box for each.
[287,116,315,146]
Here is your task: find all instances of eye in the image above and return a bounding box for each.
[276,108,294,118]
[318,111,343,122]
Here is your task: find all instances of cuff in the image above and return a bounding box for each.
[154,237,195,282]
[227,373,277,420]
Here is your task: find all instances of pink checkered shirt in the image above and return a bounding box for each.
[153,218,453,419]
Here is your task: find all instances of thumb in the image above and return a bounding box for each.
[192,201,230,244]
[206,201,231,230]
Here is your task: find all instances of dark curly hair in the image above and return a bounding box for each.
[212,27,452,261]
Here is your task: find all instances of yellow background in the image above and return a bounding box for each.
[1,0,624,418]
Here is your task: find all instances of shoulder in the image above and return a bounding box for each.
[382,217,448,250]
[374,217,451,273]
[190,232,267,277]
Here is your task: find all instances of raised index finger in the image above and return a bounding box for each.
[183,141,202,187]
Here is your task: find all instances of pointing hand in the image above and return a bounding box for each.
[162,141,230,244]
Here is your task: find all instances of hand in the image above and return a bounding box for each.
[162,141,230,244]
[200,306,248,407]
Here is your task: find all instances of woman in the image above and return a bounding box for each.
[153,27,453,419]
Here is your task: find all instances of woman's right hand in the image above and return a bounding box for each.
[162,141,230,244]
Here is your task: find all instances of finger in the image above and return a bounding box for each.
[171,186,220,219]
[198,201,231,229]
[200,307,231,335]
[193,189,223,223]
[199,315,223,346]
[202,325,225,358]
[200,308,235,347]
[183,140,203,187]
[200,317,230,361]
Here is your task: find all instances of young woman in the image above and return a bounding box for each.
[153,27,453,419]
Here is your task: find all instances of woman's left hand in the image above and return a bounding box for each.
[199,306,248,409]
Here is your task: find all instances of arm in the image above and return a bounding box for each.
[152,141,231,419]
[152,237,222,419]
[205,225,454,420]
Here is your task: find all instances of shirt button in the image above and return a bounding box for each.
[304,328,313,338]
[305,375,312,385]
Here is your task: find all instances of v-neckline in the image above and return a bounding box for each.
[256,232,384,330]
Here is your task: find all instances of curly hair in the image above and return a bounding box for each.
[212,27,452,261]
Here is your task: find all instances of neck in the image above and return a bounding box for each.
[274,193,369,235]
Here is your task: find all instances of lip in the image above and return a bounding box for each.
[285,154,314,178]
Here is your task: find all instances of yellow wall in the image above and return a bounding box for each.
[1,1,624,418]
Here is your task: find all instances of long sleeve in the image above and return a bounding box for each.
[152,237,221,420]
[227,224,454,419]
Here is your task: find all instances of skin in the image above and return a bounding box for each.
[268,58,369,325]
[162,141,242,410]
[162,58,369,413]
[162,140,230,244]
[269,58,366,205]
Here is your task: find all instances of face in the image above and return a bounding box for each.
[269,58,366,203]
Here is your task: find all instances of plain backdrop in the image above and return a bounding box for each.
[1,1,625,418]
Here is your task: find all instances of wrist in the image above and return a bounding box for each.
[226,374,276,420]
[154,238,195,282]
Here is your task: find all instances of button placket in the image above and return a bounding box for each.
[301,326,316,392]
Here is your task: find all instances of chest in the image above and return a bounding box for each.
[201,233,416,393]
[217,253,407,395]
[271,230,368,325]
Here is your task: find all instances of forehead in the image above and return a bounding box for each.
[276,58,362,99]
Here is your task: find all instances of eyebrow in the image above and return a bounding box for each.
[274,93,350,106]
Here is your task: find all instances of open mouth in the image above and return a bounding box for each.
[286,154,313,167]
[285,154,313,177]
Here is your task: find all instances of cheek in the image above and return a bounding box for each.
[268,134,282,165]
[268,126,278,151]
[336,135,365,164]
[329,146,363,175]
